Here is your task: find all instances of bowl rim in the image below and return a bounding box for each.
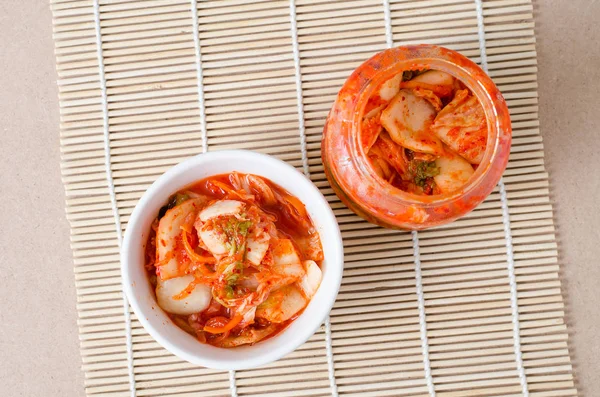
[121,149,344,370]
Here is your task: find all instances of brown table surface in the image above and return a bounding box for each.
[1,0,597,395]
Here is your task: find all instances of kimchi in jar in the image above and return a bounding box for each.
[322,45,511,230]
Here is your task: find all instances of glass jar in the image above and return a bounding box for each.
[322,45,511,230]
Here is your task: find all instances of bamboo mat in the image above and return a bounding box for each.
[52,0,577,396]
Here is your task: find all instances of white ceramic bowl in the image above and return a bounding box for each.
[121,150,343,370]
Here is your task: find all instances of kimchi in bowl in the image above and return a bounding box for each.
[122,150,343,370]
[322,45,512,230]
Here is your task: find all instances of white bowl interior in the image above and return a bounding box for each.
[122,150,343,370]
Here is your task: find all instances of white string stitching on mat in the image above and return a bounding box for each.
[382,0,393,48]
[289,1,338,395]
[190,0,208,153]
[323,316,338,397]
[499,179,529,397]
[289,0,310,176]
[412,231,436,397]
[474,1,529,395]
[191,1,235,393]
[92,1,136,396]
[228,370,238,397]
[381,1,435,394]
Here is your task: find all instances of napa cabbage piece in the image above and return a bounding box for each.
[156,197,208,280]
[433,148,475,193]
[401,70,455,98]
[380,89,444,155]
[156,275,211,316]
[430,89,488,164]
[256,284,307,323]
[378,73,403,102]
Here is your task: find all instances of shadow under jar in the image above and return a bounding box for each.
[322,45,512,230]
